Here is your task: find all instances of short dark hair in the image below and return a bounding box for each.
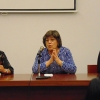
[43,30,62,48]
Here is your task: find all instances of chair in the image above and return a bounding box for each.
[87,65,97,73]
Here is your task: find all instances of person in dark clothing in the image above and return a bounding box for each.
[85,77,100,100]
[85,51,100,100]
[0,50,14,74]
[97,51,100,73]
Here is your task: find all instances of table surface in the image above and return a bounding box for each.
[0,73,98,86]
[31,73,99,86]
[0,74,31,86]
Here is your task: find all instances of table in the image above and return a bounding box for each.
[0,74,31,100]
[0,74,98,100]
[30,74,98,100]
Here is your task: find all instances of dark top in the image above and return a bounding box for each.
[97,51,100,73]
[0,50,14,74]
[85,77,100,100]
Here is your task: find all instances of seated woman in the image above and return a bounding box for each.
[0,50,14,74]
[32,30,76,74]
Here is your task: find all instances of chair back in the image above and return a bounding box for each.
[87,65,97,73]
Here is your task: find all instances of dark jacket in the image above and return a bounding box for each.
[97,51,100,73]
[85,77,100,100]
[0,50,14,74]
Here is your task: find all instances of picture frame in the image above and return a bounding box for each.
[0,0,76,13]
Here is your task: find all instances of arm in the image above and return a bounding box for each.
[61,49,76,74]
[32,55,47,74]
[0,51,14,74]
[0,65,11,74]
[51,48,76,74]
[32,49,53,74]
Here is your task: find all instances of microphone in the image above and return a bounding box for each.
[37,46,44,55]
[36,46,51,79]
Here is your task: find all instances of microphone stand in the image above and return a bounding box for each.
[37,53,41,77]
[36,53,51,79]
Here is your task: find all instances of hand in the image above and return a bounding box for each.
[45,49,56,67]
[52,49,63,66]
[0,65,5,72]
[52,49,58,60]
[46,49,63,67]
[0,65,11,74]
[46,54,54,67]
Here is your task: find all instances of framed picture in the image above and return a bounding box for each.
[0,0,76,13]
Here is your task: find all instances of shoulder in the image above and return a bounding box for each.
[41,48,48,55]
[59,46,72,56]
[60,46,70,52]
[0,50,5,55]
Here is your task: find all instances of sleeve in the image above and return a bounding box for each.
[1,51,14,74]
[32,54,47,74]
[61,49,77,74]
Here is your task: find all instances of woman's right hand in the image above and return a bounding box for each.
[0,65,5,73]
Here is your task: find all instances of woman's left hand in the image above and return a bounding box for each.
[52,49,63,66]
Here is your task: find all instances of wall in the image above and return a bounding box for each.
[0,0,100,74]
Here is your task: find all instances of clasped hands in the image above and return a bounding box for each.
[46,49,63,67]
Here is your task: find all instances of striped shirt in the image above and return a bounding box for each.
[32,46,76,74]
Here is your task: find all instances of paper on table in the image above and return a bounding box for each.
[44,74,53,77]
